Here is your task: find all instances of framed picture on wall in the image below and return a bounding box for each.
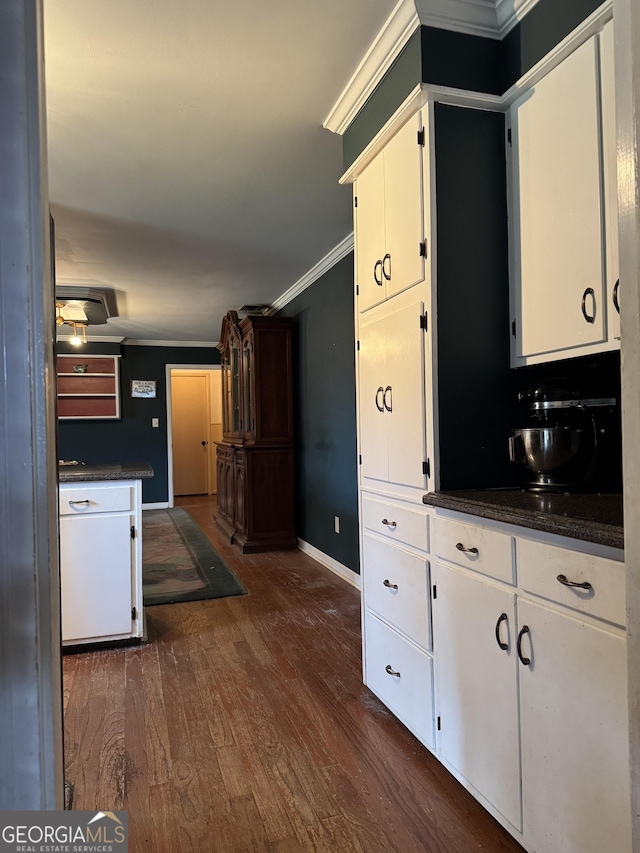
[131,379,156,398]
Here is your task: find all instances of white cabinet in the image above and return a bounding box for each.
[432,561,521,831]
[355,113,425,312]
[59,479,143,645]
[358,299,427,490]
[510,27,619,365]
[518,598,630,853]
[433,511,630,853]
[600,20,621,341]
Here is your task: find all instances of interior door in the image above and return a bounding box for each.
[171,372,209,495]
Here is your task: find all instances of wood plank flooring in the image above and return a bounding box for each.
[63,494,525,853]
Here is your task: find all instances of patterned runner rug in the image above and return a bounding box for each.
[142,507,246,605]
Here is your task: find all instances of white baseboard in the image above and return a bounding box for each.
[142,501,170,510]
[297,539,361,590]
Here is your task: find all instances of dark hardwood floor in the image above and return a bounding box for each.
[63,494,525,852]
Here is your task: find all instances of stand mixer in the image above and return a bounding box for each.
[508,378,620,493]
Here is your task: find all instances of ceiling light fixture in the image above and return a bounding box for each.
[68,322,87,347]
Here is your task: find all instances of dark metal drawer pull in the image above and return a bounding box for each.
[613,279,620,314]
[557,574,592,590]
[68,499,90,506]
[456,542,479,555]
[381,518,397,528]
[517,625,531,666]
[374,259,383,287]
[383,579,398,590]
[383,385,392,412]
[375,387,385,412]
[382,252,391,281]
[495,612,509,651]
[385,664,401,678]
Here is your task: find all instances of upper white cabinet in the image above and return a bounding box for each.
[600,20,620,341]
[510,30,618,365]
[355,113,426,312]
[358,299,427,490]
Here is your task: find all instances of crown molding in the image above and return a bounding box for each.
[496,0,542,35]
[268,232,354,314]
[323,0,419,135]
[414,0,501,37]
[122,339,218,347]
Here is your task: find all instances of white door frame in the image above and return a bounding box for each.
[165,364,220,507]
[615,0,640,847]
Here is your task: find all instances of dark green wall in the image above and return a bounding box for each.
[277,253,359,574]
[57,343,220,503]
[343,0,602,169]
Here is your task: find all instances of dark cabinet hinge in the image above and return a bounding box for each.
[433,584,437,600]
[132,607,137,621]
[419,313,428,331]
[359,454,362,465]
[437,715,441,731]
[507,127,512,146]
[130,525,136,539]
[423,458,430,477]
[417,128,425,146]
[356,285,359,296]
[356,340,360,351]
[511,319,516,338]
[419,240,427,258]
[354,196,358,208]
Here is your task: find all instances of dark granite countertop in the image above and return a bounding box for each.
[423,489,624,550]
[58,462,154,483]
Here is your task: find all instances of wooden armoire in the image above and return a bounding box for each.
[215,310,296,553]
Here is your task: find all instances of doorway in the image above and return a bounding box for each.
[166,365,222,505]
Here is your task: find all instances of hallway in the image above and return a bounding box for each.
[62,495,524,852]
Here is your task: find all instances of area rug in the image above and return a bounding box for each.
[142,508,247,605]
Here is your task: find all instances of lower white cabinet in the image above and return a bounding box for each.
[432,563,521,831]
[59,479,144,645]
[432,512,630,853]
[518,598,630,853]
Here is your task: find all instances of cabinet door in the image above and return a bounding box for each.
[518,599,630,853]
[358,310,389,482]
[601,21,620,340]
[358,301,427,489]
[60,512,134,642]
[384,114,425,300]
[512,36,605,359]
[433,562,521,831]
[385,301,427,489]
[355,153,386,312]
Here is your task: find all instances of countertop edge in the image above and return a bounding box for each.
[59,462,154,483]
[423,492,624,550]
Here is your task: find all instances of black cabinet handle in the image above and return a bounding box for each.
[385,664,401,678]
[383,579,398,590]
[375,387,385,412]
[381,518,397,528]
[557,573,592,590]
[455,542,479,555]
[517,625,531,666]
[374,259,383,287]
[495,612,509,651]
[382,253,391,281]
[383,385,392,412]
[613,279,620,315]
[581,287,596,324]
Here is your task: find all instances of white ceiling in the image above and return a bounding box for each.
[44,0,395,343]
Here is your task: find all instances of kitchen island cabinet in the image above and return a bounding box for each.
[58,462,153,646]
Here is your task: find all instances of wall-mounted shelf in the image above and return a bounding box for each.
[56,355,121,420]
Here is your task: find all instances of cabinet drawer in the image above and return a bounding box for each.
[59,483,133,515]
[434,516,514,584]
[362,494,429,552]
[517,538,625,626]
[363,534,431,650]
[364,612,434,749]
